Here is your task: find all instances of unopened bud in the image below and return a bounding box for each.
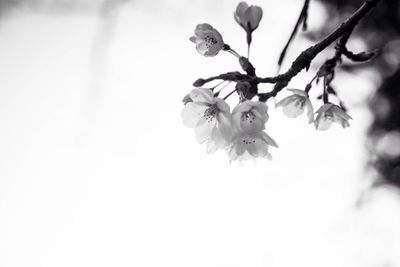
[193,78,206,87]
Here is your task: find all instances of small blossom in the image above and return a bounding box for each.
[189,24,224,57]
[181,88,232,153]
[228,131,278,161]
[276,89,314,123]
[232,100,269,133]
[314,103,352,131]
[234,2,263,33]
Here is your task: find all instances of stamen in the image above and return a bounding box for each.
[324,111,334,120]
[204,36,218,49]
[241,137,256,145]
[241,111,256,123]
[203,105,218,123]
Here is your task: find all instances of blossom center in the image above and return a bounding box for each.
[295,97,306,108]
[204,35,218,49]
[203,105,218,123]
[241,111,256,123]
[241,137,256,145]
[324,111,334,121]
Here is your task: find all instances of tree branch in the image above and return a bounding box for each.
[192,0,382,102]
[277,0,310,69]
[257,0,381,100]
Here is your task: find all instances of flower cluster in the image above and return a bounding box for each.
[183,2,353,161]
[181,88,277,161]
[276,89,352,130]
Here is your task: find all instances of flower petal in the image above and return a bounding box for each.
[247,6,263,29]
[232,100,253,114]
[276,95,297,107]
[195,116,216,143]
[314,112,333,131]
[315,103,333,114]
[235,138,247,156]
[235,2,249,18]
[282,99,305,118]
[206,127,226,154]
[189,88,213,103]
[331,105,352,120]
[217,112,233,140]
[194,23,214,34]
[305,99,314,124]
[216,99,230,113]
[189,36,198,43]
[261,132,278,148]
[240,114,265,133]
[181,102,207,128]
[287,88,307,97]
[251,101,268,116]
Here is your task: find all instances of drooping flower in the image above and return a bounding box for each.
[234,2,263,33]
[181,88,232,153]
[228,131,278,161]
[189,24,224,57]
[314,103,352,131]
[228,100,278,161]
[232,100,269,133]
[276,89,314,123]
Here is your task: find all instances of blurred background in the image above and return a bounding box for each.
[0,0,399,266]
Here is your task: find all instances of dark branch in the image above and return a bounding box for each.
[193,0,382,103]
[192,72,249,87]
[257,0,381,100]
[277,0,310,68]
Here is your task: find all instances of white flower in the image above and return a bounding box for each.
[189,24,224,57]
[276,89,314,123]
[181,88,232,153]
[232,100,269,133]
[234,2,263,33]
[228,100,278,161]
[228,131,278,161]
[314,103,352,131]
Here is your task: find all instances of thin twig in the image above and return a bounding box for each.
[257,0,381,100]
[277,0,310,70]
[193,0,382,102]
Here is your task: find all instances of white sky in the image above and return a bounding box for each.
[0,0,399,267]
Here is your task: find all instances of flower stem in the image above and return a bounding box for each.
[223,88,237,100]
[305,75,317,93]
[228,49,241,58]
[214,81,232,96]
[323,77,329,103]
[210,80,226,90]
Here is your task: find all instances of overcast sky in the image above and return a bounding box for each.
[0,1,399,267]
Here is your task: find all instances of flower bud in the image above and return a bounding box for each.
[234,2,263,33]
[193,78,206,87]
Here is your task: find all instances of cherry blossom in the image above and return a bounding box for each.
[181,88,232,153]
[232,100,269,133]
[276,89,314,123]
[314,103,352,131]
[228,131,278,161]
[189,24,224,57]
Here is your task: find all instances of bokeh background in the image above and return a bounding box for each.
[0,0,399,267]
